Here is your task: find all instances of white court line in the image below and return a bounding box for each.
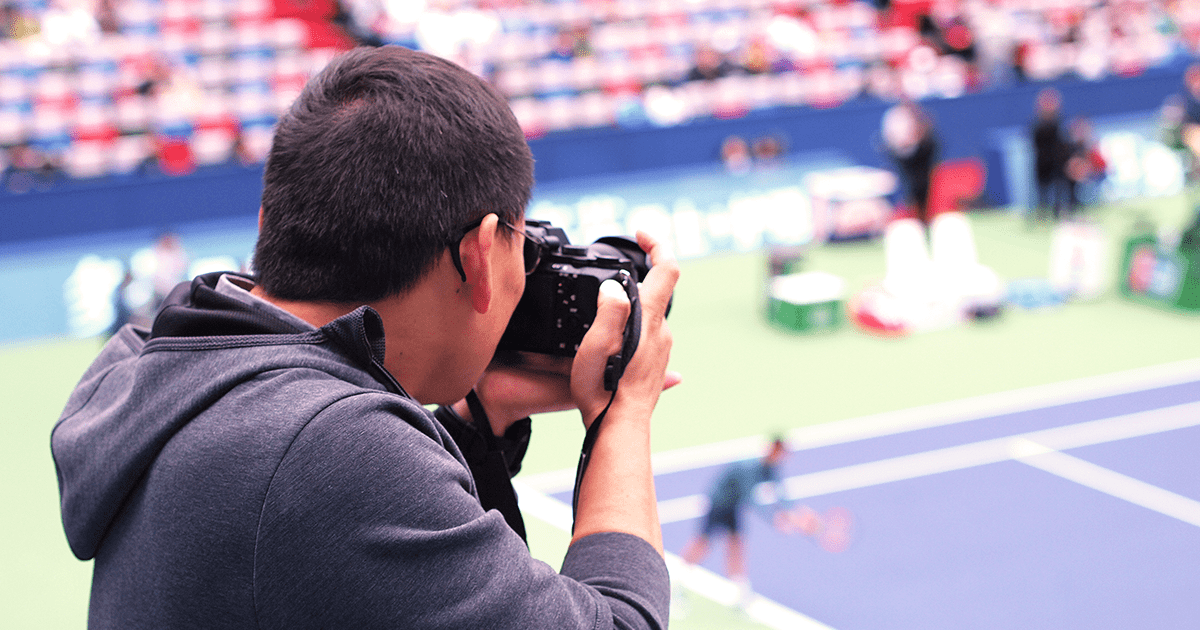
[1012,438,1200,528]
[522,358,1200,494]
[664,555,835,630]
[513,480,573,532]
[647,400,1200,524]
[657,494,710,525]
[512,479,834,630]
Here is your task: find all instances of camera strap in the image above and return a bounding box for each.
[570,388,616,532]
[603,270,642,392]
[572,269,642,529]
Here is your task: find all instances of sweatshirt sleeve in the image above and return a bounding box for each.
[253,392,668,630]
[562,532,670,630]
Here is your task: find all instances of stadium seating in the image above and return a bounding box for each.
[2,0,1198,186]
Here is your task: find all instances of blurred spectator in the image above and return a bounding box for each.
[547,23,592,61]
[230,130,260,167]
[1063,116,1106,215]
[134,55,174,98]
[740,37,793,75]
[919,5,977,66]
[721,135,751,175]
[1011,38,1033,82]
[105,270,134,339]
[1161,93,1190,173]
[1031,87,1070,222]
[4,0,1200,188]
[882,99,940,227]
[95,0,119,34]
[3,143,61,192]
[546,28,577,62]
[333,0,385,47]
[752,135,786,165]
[1,1,40,39]
[918,4,980,90]
[1178,63,1200,178]
[863,61,902,100]
[569,23,593,58]
[684,44,742,83]
[965,0,1017,89]
[148,232,190,310]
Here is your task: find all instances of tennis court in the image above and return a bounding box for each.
[519,361,1200,629]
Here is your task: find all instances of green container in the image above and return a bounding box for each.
[766,272,846,333]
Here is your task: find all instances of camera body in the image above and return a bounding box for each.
[497,220,650,361]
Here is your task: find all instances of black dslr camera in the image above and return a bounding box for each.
[497,219,666,391]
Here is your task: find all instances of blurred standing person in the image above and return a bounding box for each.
[721,135,752,175]
[546,23,592,61]
[1032,87,1069,222]
[684,43,741,82]
[919,3,977,68]
[546,26,579,61]
[740,37,793,75]
[882,99,940,228]
[1063,116,1106,217]
[149,232,190,310]
[4,142,60,192]
[105,270,134,340]
[1161,94,1193,181]
[1178,63,1200,182]
[965,0,1017,89]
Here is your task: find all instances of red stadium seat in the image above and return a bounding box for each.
[72,105,120,143]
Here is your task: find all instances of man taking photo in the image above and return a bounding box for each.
[52,45,679,629]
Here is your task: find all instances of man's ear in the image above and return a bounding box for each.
[459,214,498,314]
[258,207,264,231]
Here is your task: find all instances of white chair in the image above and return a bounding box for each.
[109,134,153,174]
[869,217,964,332]
[495,65,535,99]
[929,211,1004,312]
[572,91,617,129]
[542,95,576,132]
[191,128,235,165]
[0,109,28,145]
[882,217,933,298]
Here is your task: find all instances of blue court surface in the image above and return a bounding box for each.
[519,361,1200,630]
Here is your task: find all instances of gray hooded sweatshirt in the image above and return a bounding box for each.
[52,272,668,629]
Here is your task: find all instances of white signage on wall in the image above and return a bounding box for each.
[528,165,895,258]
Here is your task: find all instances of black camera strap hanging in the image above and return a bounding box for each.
[570,270,641,531]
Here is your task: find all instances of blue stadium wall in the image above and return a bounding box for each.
[3,61,1189,246]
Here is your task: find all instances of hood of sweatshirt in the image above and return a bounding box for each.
[51,272,407,560]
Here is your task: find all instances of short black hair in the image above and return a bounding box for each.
[253,45,534,302]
